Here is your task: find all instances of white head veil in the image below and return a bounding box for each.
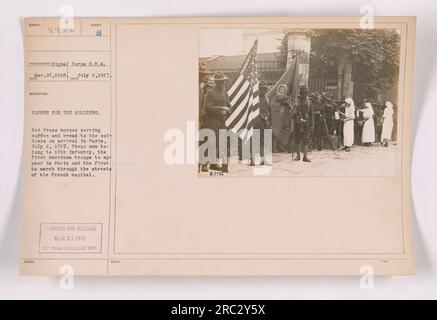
[385,101,394,109]
[345,98,355,108]
[364,102,374,116]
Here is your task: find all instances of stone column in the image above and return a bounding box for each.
[342,56,354,98]
[336,54,345,99]
[336,54,354,99]
[285,29,313,87]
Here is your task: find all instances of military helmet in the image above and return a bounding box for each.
[259,80,268,89]
[212,71,229,81]
[299,85,309,93]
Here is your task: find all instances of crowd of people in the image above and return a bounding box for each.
[294,90,397,154]
[198,67,396,173]
[255,82,397,161]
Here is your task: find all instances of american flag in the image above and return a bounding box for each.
[225,40,259,142]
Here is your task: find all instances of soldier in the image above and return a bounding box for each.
[270,88,293,153]
[293,85,314,162]
[253,81,271,165]
[201,71,232,173]
[355,99,367,146]
[198,63,213,173]
[307,93,316,150]
[198,62,213,114]
[322,93,335,135]
[336,96,346,145]
[199,79,215,123]
[312,92,324,151]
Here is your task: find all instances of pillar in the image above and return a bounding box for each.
[285,29,313,87]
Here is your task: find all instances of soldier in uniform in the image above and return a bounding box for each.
[355,99,367,146]
[322,93,335,135]
[199,62,212,114]
[311,92,325,151]
[202,71,232,173]
[198,63,213,172]
[270,89,293,153]
[252,81,271,165]
[293,85,314,162]
[336,96,346,145]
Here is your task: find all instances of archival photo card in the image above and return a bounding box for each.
[21,17,415,276]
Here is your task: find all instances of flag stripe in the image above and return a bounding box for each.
[225,87,250,127]
[244,128,254,143]
[227,74,244,96]
[230,80,250,106]
[228,77,247,103]
[225,40,260,141]
[247,107,259,124]
[232,92,253,132]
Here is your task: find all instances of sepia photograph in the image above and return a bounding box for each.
[198,28,401,176]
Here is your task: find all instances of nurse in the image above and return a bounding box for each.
[361,102,375,146]
[381,101,394,147]
[341,98,355,152]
